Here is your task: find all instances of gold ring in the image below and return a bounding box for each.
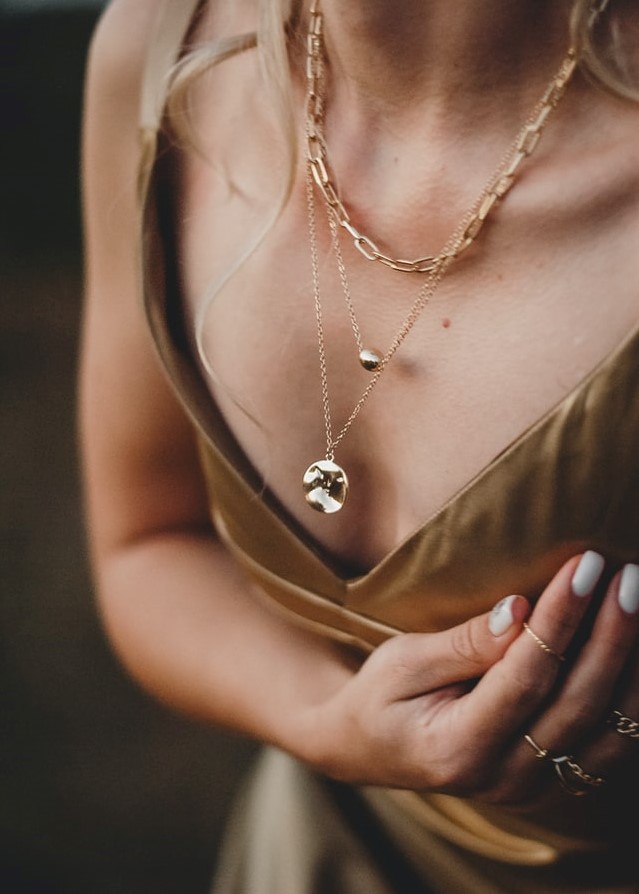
[522,622,566,662]
[523,733,549,759]
[607,709,639,739]
[551,754,606,796]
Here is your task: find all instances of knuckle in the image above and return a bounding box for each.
[497,661,549,710]
[449,620,486,672]
[478,756,537,807]
[541,616,574,653]
[383,633,426,678]
[563,692,600,728]
[426,754,474,791]
[419,729,491,793]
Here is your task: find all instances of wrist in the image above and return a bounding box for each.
[281,644,359,779]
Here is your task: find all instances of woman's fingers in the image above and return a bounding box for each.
[377,552,602,706]
[600,567,639,762]
[514,562,639,794]
[520,551,606,661]
[375,593,530,701]
[315,591,532,785]
[458,553,605,754]
[385,555,606,794]
[535,566,639,731]
[318,551,631,794]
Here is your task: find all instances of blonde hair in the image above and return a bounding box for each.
[570,0,639,101]
[166,0,302,386]
[165,0,638,382]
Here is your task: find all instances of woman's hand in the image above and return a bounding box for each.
[306,552,639,803]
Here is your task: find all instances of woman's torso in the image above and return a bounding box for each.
[136,0,639,874]
[171,3,639,579]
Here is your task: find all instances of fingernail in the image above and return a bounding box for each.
[618,564,639,615]
[489,595,518,636]
[571,550,605,597]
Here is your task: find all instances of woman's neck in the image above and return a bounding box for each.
[317,0,574,126]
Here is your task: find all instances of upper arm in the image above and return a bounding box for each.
[78,0,211,563]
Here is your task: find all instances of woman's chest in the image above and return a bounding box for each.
[173,147,639,568]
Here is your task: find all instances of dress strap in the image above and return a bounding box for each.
[139,0,202,132]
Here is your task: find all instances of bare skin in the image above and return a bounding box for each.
[80,0,639,808]
[184,1,639,569]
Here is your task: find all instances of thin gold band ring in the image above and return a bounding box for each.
[522,622,566,663]
[523,734,549,759]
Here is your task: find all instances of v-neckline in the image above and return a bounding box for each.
[217,321,639,588]
[144,132,639,590]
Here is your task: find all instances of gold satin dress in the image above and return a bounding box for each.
[136,3,639,891]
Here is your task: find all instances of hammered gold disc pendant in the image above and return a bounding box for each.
[358,348,382,371]
[303,459,349,513]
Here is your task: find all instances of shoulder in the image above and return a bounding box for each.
[82,0,163,182]
[86,0,160,85]
[81,0,162,241]
[82,0,207,212]
[84,0,168,134]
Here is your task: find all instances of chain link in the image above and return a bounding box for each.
[304,0,600,462]
[307,167,459,456]
[306,1,581,273]
[608,709,639,738]
[306,172,335,459]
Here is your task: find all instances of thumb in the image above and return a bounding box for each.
[388,594,530,698]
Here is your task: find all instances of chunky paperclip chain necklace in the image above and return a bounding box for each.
[302,0,582,514]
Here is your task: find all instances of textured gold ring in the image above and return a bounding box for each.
[524,735,606,796]
[551,754,606,796]
[607,708,639,739]
[522,622,566,662]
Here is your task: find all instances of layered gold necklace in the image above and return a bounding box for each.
[302,0,583,514]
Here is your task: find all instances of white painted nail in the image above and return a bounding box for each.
[618,564,639,615]
[571,550,605,597]
[489,595,518,636]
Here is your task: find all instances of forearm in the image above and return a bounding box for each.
[94,528,354,761]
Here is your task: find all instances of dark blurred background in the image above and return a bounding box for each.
[1,2,257,891]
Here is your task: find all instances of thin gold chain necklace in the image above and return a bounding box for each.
[301,2,586,514]
[303,172,459,512]
[306,0,578,278]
